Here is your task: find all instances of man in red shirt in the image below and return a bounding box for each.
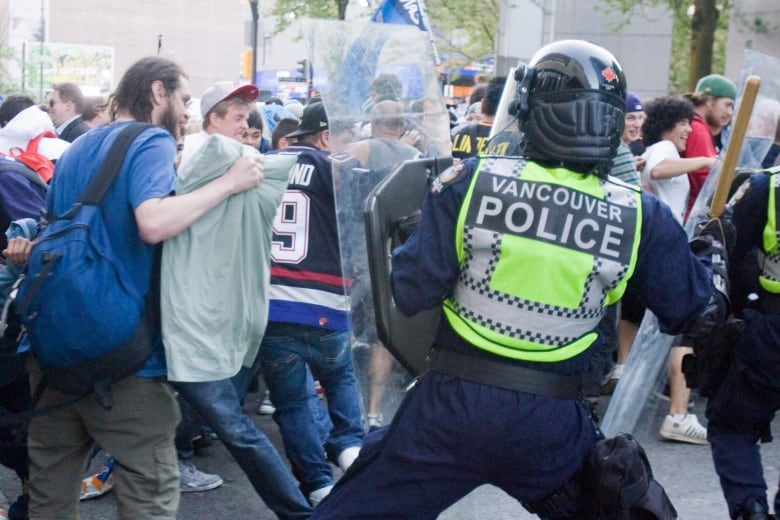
[684,73,736,220]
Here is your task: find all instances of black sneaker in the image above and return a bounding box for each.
[8,492,28,520]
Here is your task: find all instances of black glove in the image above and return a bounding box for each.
[391,210,421,246]
[683,318,744,397]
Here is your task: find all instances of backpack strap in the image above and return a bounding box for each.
[0,158,49,190]
[78,122,152,206]
[16,123,154,316]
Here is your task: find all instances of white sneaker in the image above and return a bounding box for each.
[366,413,383,430]
[659,414,709,445]
[337,446,360,472]
[308,484,333,507]
[257,389,276,415]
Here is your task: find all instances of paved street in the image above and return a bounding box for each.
[1,388,778,519]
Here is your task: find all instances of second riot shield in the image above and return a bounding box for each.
[299,18,451,423]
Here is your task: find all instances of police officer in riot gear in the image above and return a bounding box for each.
[702,168,780,520]
[310,39,728,520]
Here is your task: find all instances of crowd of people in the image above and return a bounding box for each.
[0,34,778,520]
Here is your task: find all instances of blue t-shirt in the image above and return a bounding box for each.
[45,121,177,376]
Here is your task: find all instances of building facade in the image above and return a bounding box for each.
[1,0,778,103]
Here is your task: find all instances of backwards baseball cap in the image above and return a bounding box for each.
[286,102,328,138]
[695,74,737,100]
[200,81,259,119]
[625,92,644,113]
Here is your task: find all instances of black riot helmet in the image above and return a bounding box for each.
[513,40,627,177]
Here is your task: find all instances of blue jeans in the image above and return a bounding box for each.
[172,378,312,519]
[231,353,333,445]
[261,322,365,494]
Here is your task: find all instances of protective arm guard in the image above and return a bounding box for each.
[685,235,730,343]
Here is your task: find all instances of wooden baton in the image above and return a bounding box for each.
[709,75,761,218]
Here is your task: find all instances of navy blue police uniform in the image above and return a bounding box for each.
[706,169,780,519]
[309,154,713,519]
[311,39,726,519]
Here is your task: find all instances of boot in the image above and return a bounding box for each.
[734,501,774,520]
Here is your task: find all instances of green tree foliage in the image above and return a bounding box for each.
[270,0,349,35]
[0,46,22,96]
[597,0,731,93]
[267,0,503,64]
[0,7,38,98]
[424,0,499,62]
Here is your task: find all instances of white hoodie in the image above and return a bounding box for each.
[0,105,70,160]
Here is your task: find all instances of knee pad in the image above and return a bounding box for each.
[585,433,677,519]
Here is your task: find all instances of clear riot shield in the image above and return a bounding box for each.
[487,67,524,157]
[299,19,451,424]
[601,50,774,438]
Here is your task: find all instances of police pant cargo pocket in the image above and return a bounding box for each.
[521,471,587,519]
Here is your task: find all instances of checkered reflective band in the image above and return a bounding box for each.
[443,158,641,361]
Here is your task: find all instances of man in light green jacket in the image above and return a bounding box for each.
[160,82,313,519]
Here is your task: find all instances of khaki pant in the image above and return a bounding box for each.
[26,359,181,520]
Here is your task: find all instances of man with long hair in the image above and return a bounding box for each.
[24,56,265,519]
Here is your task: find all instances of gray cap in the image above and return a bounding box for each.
[200,81,259,119]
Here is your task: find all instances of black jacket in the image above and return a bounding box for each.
[58,116,90,143]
